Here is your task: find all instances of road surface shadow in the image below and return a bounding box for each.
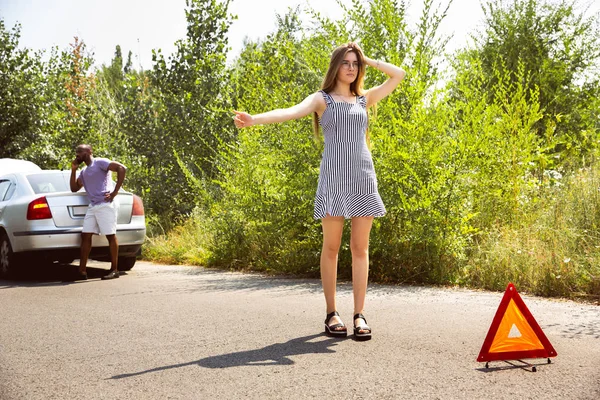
[109,333,344,379]
[476,359,553,373]
[0,262,125,288]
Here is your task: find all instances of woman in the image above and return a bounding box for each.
[234,42,405,340]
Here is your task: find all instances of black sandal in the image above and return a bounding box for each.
[353,313,372,341]
[324,311,347,337]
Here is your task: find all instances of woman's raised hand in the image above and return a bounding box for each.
[348,41,362,52]
[233,110,254,129]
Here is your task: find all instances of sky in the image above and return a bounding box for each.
[1,0,599,70]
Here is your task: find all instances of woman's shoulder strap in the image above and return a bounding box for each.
[358,94,367,108]
[319,90,334,105]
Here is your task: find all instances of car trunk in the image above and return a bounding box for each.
[45,192,134,228]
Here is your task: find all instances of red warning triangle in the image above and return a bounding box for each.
[477,283,557,362]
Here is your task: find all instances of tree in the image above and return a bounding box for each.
[208,8,324,272]
[0,20,44,158]
[472,0,600,164]
[20,37,99,168]
[117,0,236,222]
[201,0,460,280]
[101,45,125,99]
[123,50,133,75]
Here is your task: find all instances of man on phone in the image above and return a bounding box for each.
[68,144,127,281]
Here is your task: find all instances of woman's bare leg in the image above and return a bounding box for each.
[321,215,345,327]
[350,216,373,332]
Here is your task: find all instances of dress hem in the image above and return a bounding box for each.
[313,212,386,220]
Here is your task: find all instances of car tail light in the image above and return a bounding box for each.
[132,195,145,216]
[27,197,53,220]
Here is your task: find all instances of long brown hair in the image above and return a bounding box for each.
[312,43,367,139]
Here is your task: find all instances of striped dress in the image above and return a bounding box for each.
[313,90,386,219]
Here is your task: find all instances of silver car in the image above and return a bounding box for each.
[0,165,146,277]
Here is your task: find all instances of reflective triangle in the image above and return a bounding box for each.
[489,299,544,353]
[477,283,557,362]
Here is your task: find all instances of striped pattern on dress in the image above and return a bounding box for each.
[313,90,386,219]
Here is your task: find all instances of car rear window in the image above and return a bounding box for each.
[27,172,72,194]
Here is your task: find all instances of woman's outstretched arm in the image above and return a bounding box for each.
[234,92,325,128]
[363,56,406,108]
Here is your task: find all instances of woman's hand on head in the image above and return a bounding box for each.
[347,42,371,64]
[348,42,362,52]
[233,110,254,129]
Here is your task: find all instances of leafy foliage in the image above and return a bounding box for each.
[134,0,236,222]
[0,21,44,157]
[473,0,600,165]
[3,0,600,298]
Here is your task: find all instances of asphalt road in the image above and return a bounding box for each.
[0,261,599,399]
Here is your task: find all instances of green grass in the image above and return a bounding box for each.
[143,212,212,266]
[460,165,600,298]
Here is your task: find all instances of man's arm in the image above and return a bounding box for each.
[105,161,127,202]
[70,160,83,192]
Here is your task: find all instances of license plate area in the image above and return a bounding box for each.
[69,205,88,218]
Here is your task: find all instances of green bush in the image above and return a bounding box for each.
[462,163,600,297]
[4,1,600,298]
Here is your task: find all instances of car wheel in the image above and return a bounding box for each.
[118,256,137,271]
[0,233,17,278]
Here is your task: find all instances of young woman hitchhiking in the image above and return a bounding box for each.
[233,42,405,341]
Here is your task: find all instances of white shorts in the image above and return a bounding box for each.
[82,202,118,235]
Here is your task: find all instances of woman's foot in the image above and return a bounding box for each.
[324,311,347,337]
[353,313,372,341]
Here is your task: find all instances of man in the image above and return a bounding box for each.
[68,144,127,280]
